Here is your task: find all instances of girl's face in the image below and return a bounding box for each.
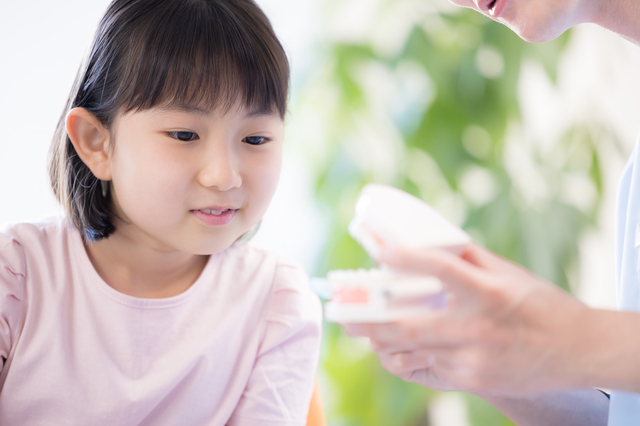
[106,104,283,255]
[449,0,589,42]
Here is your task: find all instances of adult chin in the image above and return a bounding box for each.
[503,14,574,43]
[511,23,569,43]
[501,0,591,44]
[450,0,588,44]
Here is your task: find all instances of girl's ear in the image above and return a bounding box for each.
[66,107,112,181]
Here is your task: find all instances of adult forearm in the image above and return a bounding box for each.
[480,389,609,426]
[511,295,640,393]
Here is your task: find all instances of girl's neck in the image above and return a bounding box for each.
[86,230,209,299]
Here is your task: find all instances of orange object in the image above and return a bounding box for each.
[306,381,326,426]
[332,287,369,304]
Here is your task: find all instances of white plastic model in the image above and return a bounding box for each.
[323,183,471,323]
[348,183,471,259]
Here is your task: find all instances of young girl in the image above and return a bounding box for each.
[0,0,321,424]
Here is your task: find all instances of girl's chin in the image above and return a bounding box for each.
[186,231,251,255]
[188,242,236,256]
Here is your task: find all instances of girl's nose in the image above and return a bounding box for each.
[197,144,242,191]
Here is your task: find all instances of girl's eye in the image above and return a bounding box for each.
[168,131,198,141]
[243,136,270,145]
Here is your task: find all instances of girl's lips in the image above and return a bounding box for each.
[191,208,237,226]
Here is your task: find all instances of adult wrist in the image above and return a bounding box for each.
[571,307,640,392]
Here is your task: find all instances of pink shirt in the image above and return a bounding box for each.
[0,218,322,425]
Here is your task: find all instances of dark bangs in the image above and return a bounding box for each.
[82,0,289,122]
[49,0,288,242]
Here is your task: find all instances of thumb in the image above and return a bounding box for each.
[379,245,485,297]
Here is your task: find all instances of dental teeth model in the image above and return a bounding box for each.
[323,183,471,323]
[324,268,444,323]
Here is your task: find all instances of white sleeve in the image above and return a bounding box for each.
[0,233,25,371]
[227,262,322,426]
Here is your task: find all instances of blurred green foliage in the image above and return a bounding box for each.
[292,0,618,424]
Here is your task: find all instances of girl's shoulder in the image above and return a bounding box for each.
[1,216,75,243]
[225,242,322,328]
[0,216,78,283]
[0,226,27,296]
[223,241,316,295]
[1,216,76,258]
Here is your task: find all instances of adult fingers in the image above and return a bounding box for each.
[378,351,454,390]
[462,244,527,275]
[382,349,436,375]
[379,245,487,298]
[343,312,468,352]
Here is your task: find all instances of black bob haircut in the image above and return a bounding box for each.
[49,0,289,242]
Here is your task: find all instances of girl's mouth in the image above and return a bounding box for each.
[191,208,237,226]
[199,208,227,216]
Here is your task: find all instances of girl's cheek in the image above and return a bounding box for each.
[249,150,282,206]
[112,141,189,204]
[264,149,283,186]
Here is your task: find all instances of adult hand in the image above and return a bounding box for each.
[342,244,595,395]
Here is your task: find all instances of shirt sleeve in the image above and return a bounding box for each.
[227,261,323,426]
[0,233,26,372]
